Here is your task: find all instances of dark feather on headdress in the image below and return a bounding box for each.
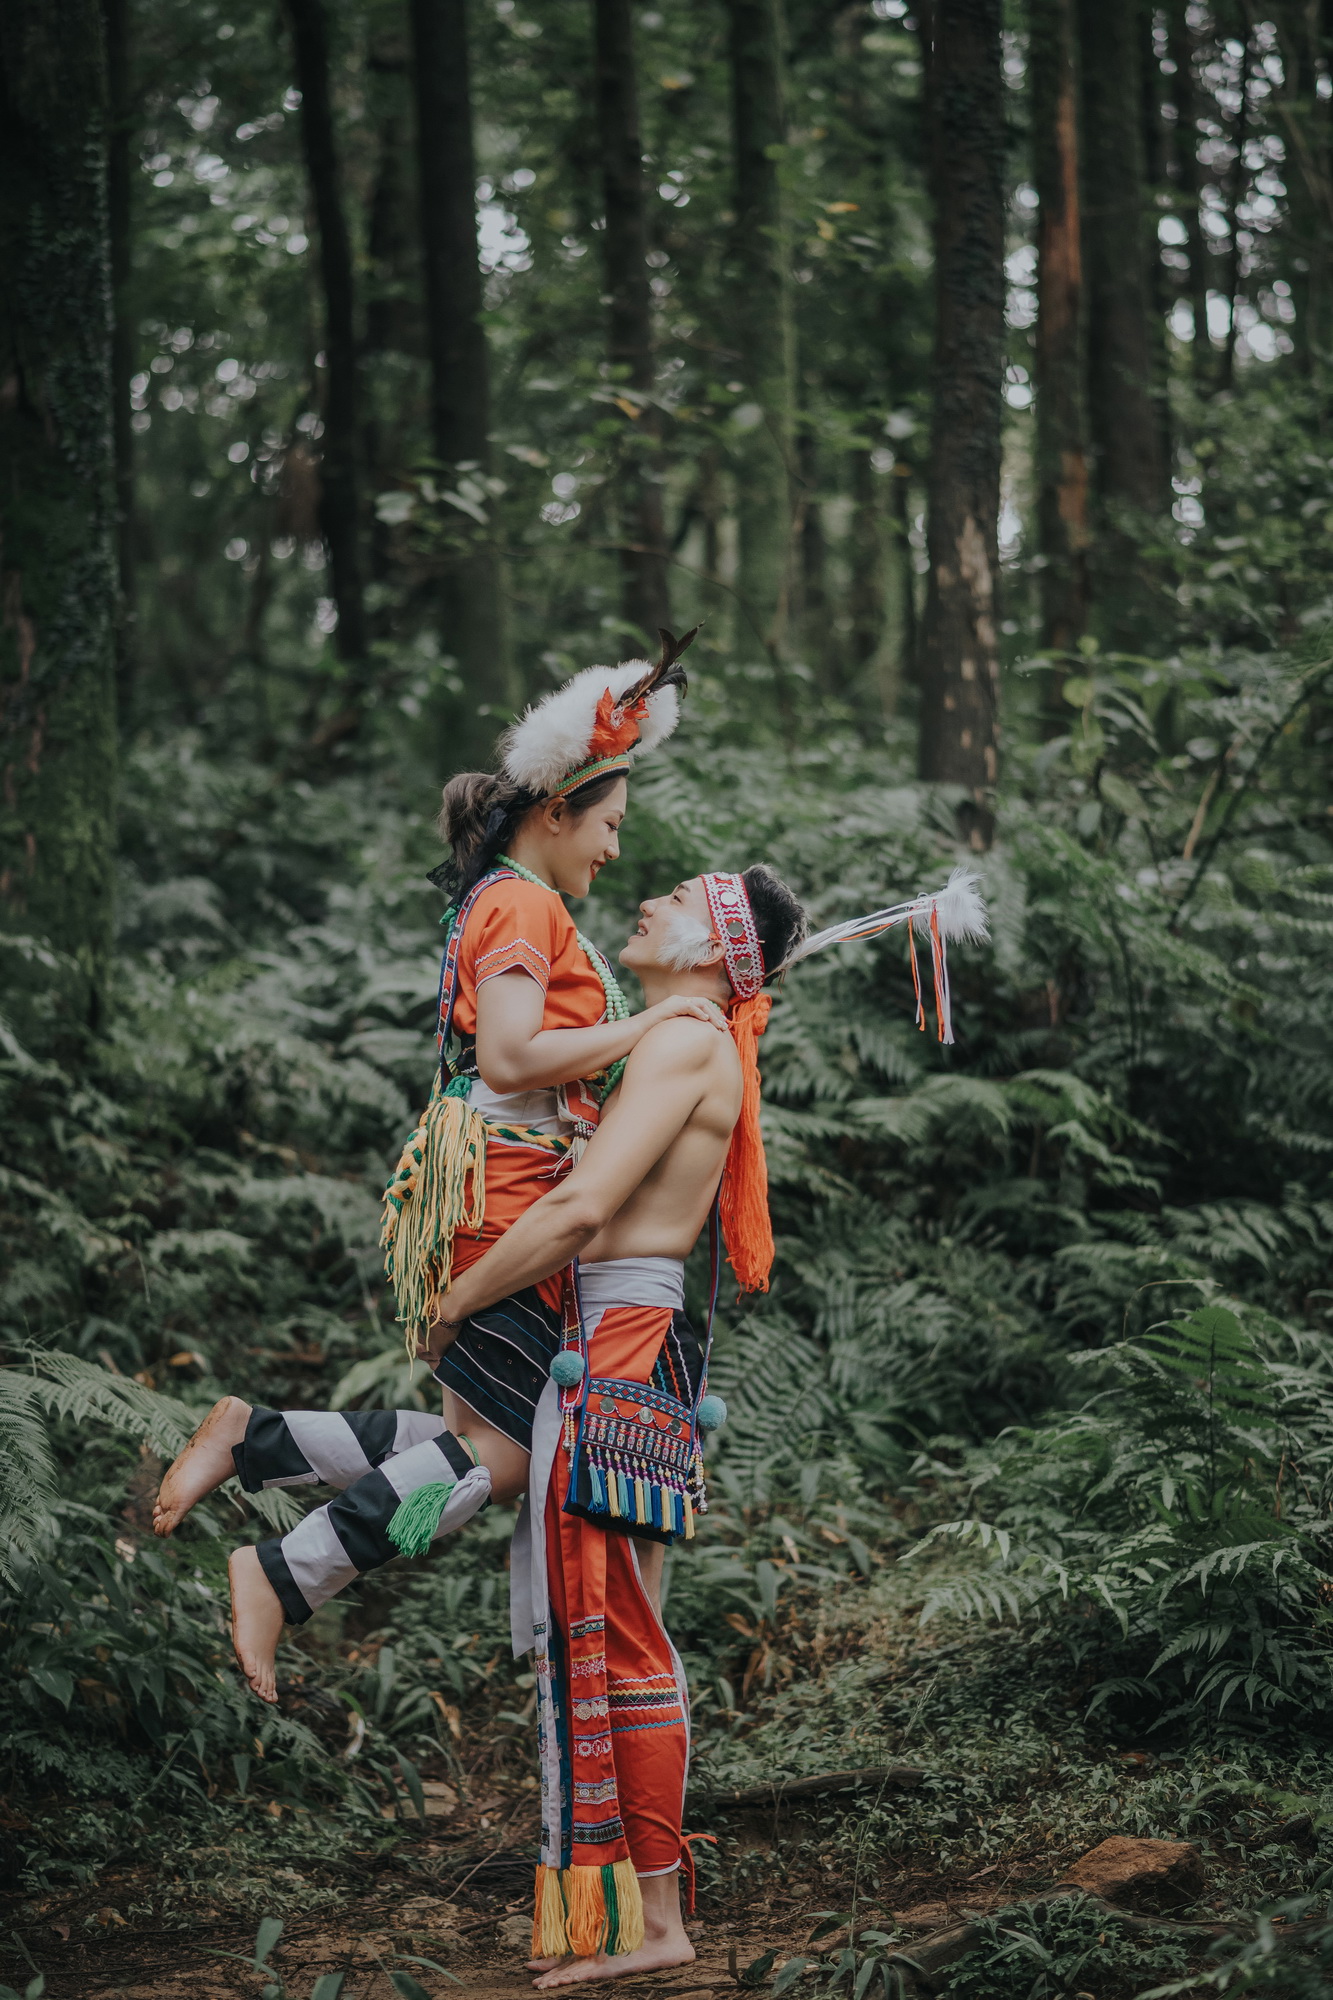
[620,625,700,709]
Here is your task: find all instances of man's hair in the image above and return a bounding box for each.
[742,864,808,980]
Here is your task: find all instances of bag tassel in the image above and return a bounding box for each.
[386,1480,457,1559]
[380,1073,487,1356]
[531,1860,644,1959]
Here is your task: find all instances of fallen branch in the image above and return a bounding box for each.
[692,1766,926,1810]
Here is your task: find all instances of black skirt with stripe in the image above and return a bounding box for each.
[433,1284,563,1447]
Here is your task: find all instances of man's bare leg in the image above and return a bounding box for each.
[153,1396,252,1536]
[229,1545,284,1704]
[531,1871,693,1988]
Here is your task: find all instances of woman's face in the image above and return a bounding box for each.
[544,777,628,897]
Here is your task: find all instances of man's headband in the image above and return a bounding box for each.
[702,872,765,1000]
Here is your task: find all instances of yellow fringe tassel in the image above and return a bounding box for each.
[531,1860,645,1960]
[380,1079,487,1356]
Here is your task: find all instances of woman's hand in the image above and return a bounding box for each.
[638,993,729,1034]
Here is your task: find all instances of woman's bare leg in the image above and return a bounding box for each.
[230,1390,526,1700]
[440,1387,531,1502]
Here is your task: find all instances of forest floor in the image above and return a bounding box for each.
[0,1771,1180,2000]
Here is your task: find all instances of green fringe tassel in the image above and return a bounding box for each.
[380,1073,487,1354]
[387,1480,456,1559]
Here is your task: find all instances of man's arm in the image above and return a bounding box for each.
[421,1019,719,1355]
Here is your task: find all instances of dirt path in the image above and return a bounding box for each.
[1,1877,809,2000]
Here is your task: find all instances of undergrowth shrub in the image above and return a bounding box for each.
[911,1303,1333,1731]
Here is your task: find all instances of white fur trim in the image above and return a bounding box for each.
[634,683,680,755]
[500,659,680,794]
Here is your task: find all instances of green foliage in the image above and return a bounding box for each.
[909,1303,1333,1729]
[942,1896,1189,2000]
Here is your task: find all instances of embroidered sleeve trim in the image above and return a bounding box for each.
[473,936,553,990]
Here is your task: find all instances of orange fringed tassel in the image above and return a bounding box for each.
[720,993,774,1293]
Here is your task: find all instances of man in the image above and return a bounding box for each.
[421,863,808,1990]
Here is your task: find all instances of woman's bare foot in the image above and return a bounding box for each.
[228,1545,285,1704]
[531,1874,694,1988]
[152,1396,251,1535]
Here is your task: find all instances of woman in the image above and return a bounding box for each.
[153,636,725,1699]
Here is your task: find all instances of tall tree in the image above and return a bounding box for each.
[104,0,137,720]
[1029,0,1089,699]
[1219,27,1252,393]
[0,0,118,1026]
[410,0,512,751]
[916,0,1005,845]
[1166,1,1211,384]
[1077,0,1170,565]
[593,0,669,644]
[285,0,370,701]
[726,0,797,667]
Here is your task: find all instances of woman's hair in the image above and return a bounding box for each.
[742,863,809,980]
[435,769,625,897]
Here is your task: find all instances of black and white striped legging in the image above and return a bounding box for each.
[235,1408,491,1625]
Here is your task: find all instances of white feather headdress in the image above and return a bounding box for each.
[501,628,696,797]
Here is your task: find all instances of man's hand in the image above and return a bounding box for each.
[415,1312,465,1369]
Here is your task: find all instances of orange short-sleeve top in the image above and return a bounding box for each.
[449,877,609,1037]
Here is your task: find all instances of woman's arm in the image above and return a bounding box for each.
[473,969,725,1093]
[419,1019,722,1357]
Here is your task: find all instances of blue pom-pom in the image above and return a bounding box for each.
[696,1394,728,1433]
[550,1351,585,1387]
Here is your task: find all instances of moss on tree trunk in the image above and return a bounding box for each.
[0,0,119,1033]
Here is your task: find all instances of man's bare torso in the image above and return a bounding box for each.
[581,1020,743,1266]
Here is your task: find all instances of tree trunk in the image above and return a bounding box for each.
[594,0,669,645]
[1029,0,1089,710]
[362,35,418,607]
[104,0,137,723]
[885,464,918,714]
[846,446,884,692]
[1166,1,1211,384]
[916,0,1004,847]
[284,0,369,693]
[410,0,512,751]
[1077,0,1169,518]
[726,0,796,668]
[1219,29,1252,392]
[0,0,118,1029]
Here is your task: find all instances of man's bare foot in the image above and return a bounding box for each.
[532,1935,695,1988]
[229,1545,284,1704]
[152,1396,251,1535]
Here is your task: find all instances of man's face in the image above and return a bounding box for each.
[619,876,720,974]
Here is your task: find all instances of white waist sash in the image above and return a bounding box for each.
[576,1256,685,1311]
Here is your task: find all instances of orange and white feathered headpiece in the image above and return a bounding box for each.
[501,628,697,800]
[697,867,989,1295]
